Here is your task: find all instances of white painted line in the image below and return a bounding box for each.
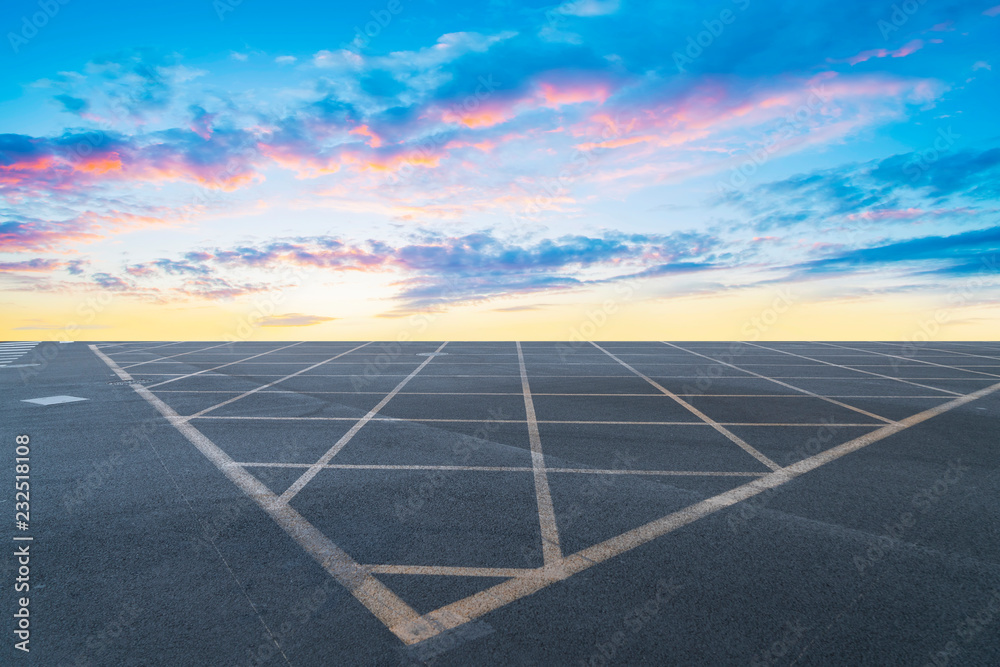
[144,341,309,389]
[869,341,1000,364]
[364,564,543,578]
[236,462,767,477]
[117,341,186,354]
[121,341,237,368]
[277,342,449,505]
[746,342,963,396]
[0,364,42,369]
[184,344,367,415]
[517,341,564,573]
[190,416,880,427]
[662,342,896,424]
[21,395,88,406]
[590,342,781,471]
[89,344,439,646]
[415,379,1000,640]
[817,342,1000,379]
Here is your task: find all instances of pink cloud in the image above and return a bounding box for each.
[536,81,610,109]
[836,39,925,66]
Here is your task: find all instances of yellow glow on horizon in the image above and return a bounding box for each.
[2,285,997,342]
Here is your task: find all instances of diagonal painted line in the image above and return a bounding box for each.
[121,341,236,368]
[662,342,897,425]
[145,341,309,389]
[236,461,767,477]
[825,342,1000,378]
[746,342,963,396]
[517,341,564,572]
[363,564,544,578]
[591,342,781,472]
[870,341,1000,363]
[114,341,187,355]
[856,343,1000,370]
[186,342,369,416]
[410,379,1000,642]
[89,344,440,646]
[277,342,449,505]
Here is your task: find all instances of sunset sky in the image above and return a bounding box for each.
[1,0,998,340]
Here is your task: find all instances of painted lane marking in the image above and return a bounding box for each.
[661,342,897,425]
[22,395,88,406]
[185,343,370,416]
[277,342,449,505]
[90,344,441,646]
[591,342,781,471]
[143,341,309,389]
[746,342,964,396]
[516,341,563,573]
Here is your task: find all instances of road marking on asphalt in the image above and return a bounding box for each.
[236,461,767,477]
[143,341,308,389]
[746,342,964,396]
[277,342,449,505]
[591,342,782,471]
[191,415,881,426]
[823,342,1000,378]
[150,390,956,399]
[661,342,898,425]
[0,341,40,367]
[517,341,564,573]
[90,344,440,646]
[112,341,187,354]
[872,341,1000,370]
[414,378,1000,640]
[21,395,88,406]
[870,341,1000,364]
[91,340,1000,648]
[184,342,368,415]
[121,341,236,368]
[363,564,542,578]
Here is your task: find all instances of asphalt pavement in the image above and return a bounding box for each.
[1,340,999,665]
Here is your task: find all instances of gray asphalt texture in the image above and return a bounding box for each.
[2,340,999,666]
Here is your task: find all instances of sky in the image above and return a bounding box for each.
[1,0,998,341]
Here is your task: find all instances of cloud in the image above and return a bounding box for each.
[831,39,925,66]
[790,225,1000,278]
[259,313,337,326]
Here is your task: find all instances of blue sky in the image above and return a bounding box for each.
[1,0,998,339]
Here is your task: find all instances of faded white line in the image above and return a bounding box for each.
[746,342,963,396]
[413,379,1000,640]
[817,342,1000,379]
[187,342,370,416]
[277,342,449,505]
[145,341,309,389]
[121,341,236,368]
[662,342,896,425]
[517,341,563,572]
[591,342,781,471]
[89,344,440,646]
